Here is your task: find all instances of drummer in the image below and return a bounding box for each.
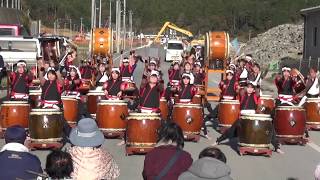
[141,58,159,88]
[120,57,137,82]
[182,62,195,85]
[103,68,123,100]
[298,67,320,106]
[64,66,81,98]
[137,70,163,113]
[95,61,109,88]
[274,66,296,106]
[212,81,283,153]
[176,73,197,103]
[9,60,33,100]
[80,59,95,82]
[39,69,64,109]
[248,62,262,95]
[193,61,205,85]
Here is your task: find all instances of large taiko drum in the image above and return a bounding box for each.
[29,109,63,142]
[256,95,275,114]
[195,85,205,96]
[206,31,230,61]
[172,103,203,138]
[91,28,111,56]
[0,101,30,130]
[218,100,240,128]
[290,68,305,94]
[126,113,161,151]
[192,95,202,104]
[96,100,128,135]
[61,96,78,124]
[87,90,105,115]
[159,98,169,120]
[305,98,320,127]
[238,114,273,148]
[274,106,306,138]
[29,89,42,108]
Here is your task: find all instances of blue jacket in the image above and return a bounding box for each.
[0,150,43,180]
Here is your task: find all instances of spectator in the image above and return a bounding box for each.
[315,163,320,180]
[68,118,120,180]
[0,125,43,180]
[0,55,5,88]
[179,147,233,180]
[142,122,193,180]
[45,150,74,180]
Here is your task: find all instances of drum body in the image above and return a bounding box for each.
[96,100,128,131]
[159,98,169,120]
[29,109,63,141]
[126,113,161,148]
[92,28,111,56]
[195,85,205,96]
[121,81,136,92]
[257,95,275,114]
[274,106,306,138]
[172,103,203,135]
[305,98,320,125]
[87,90,105,115]
[61,96,78,124]
[29,89,42,108]
[218,100,240,127]
[0,101,30,129]
[192,95,202,104]
[206,31,230,61]
[238,114,273,148]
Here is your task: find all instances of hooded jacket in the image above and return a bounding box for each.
[179,157,233,180]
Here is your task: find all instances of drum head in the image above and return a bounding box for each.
[174,103,202,108]
[127,113,161,120]
[99,99,127,105]
[87,90,105,96]
[2,101,29,105]
[29,89,42,94]
[241,113,272,121]
[306,98,320,103]
[276,106,305,111]
[220,100,240,104]
[61,96,77,101]
[260,95,274,99]
[30,108,62,115]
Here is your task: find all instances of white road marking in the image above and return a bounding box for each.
[308,141,320,153]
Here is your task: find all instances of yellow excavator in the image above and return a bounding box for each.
[152,21,193,43]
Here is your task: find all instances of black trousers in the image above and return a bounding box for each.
[216,119,280,151]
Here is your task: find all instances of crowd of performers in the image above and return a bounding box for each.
[3,47,319,154]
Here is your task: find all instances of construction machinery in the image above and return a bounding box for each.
[152,22,193,44]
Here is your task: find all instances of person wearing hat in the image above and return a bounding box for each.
[95,62,109,87]
[103,67,123,99]
[219,69,239,100]
[80,59,95,79]
[248,62,262,95]
[274,66,296,106]
[193,61,205,85]
[9,60,33,100]
[120,56,137,82]
[212,82,283,153]
[0,125,43,180]
[64,65,81,97]
[176,73,197,103]
[138,70,163,113]
[39,67,64,109]
[183,62,195,85]
[141,58,162,89]
[68,118,120,180]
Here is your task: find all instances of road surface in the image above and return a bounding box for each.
[1,45,320,180]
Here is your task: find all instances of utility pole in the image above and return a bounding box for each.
[122,0,126,50]
[6,0,8,8]
[80,17,83,34]
[69,19,72,37]
[115,0,121,53]
[91,0,96,29]
[129,10,133,49]
[11,0,14,8]
[15,0,18,9]
[99,0,102,28]
[1,0,3,7]
[109,0,112,29]
[18,0,20,10]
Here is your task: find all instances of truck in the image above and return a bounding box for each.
[164,39,184,62]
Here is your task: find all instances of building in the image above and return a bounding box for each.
[301,6,320,61]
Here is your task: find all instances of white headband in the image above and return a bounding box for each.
[226,70,234,74]
[182,73,192,79]
[150,70,159,77]
[112,67,120,73]
[282,67,291,72]
[69,65,82,79]
[245,56,253,61]
[17,62,26,67]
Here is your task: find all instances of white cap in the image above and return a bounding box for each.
[282,67,291,72]
[247,81,257,87]
[245,55,253,61]
[112,67,120,73]
[229,63,236,69]
[182,73,192,79]
[194,61,201,67]
[150,60,157,65]
[122,57,129,63]
[69,65,82,79]
[17,60,27,67]
[226,70,234,75]
[150,70,159,77]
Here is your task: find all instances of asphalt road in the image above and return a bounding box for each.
[1,45,320,180]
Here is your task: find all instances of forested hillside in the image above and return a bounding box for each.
[23,0,319,36]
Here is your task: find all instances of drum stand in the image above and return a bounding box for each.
[238,146,272,157]
[277,136,308,145]
[184,133,200,142]
[26,138,63,150]
[125,145,154,155]
[102,130,125,139]
[306,123,320,131]
[217,125,230,134]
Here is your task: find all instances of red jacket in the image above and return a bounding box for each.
[142,145,193,180]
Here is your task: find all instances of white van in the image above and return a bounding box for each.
[165,39,184,62]
[0,36,41,66]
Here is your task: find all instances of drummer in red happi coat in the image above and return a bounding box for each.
[103,68,123,100]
